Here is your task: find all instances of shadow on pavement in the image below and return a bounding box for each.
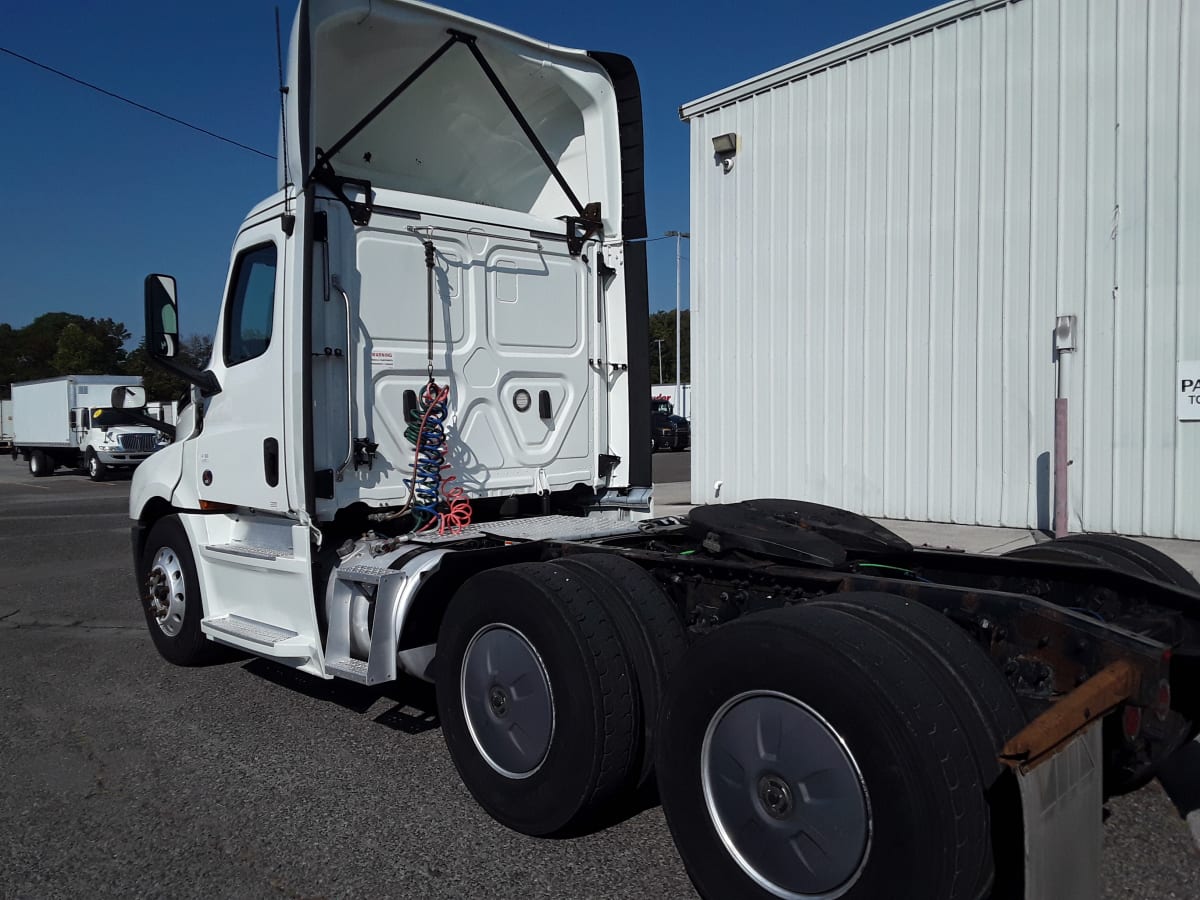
[242,656,440,734]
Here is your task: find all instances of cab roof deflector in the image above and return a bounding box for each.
[306,27,597,245]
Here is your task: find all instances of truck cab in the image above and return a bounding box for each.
[650,394,690,452]
[72,403,167,478]
[126,4,1200,898]
[131,0,650,673]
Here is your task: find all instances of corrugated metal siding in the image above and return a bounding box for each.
[688,0,1200,538]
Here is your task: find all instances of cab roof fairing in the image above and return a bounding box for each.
[280,0,625,235]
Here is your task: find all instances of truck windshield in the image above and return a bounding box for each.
[88,408,142,429]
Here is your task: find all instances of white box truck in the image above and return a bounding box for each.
[127,2,1199,898]
[0,398,12,452]
[12,375,170,480]
[144,400,178,430]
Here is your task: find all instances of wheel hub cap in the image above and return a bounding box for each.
[758,774,794,820]
[147,546,186,637]
[489,686,509,717]
[702,691,871,899]
[461,625,554,779]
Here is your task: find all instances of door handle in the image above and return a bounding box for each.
[263,437,279,487]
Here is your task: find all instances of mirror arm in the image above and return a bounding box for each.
[150,354,221,396]
[119,410,177,441]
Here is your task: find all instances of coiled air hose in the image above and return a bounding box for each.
[401,239,473,535]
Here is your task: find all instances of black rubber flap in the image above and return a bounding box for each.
[738,499,913,555]
[688,502,848,567]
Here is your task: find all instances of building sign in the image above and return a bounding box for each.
[1180,362,1200,421]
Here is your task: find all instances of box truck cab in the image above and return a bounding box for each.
[12,375,169,480]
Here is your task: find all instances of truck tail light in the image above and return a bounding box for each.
[1155,679,1172,722]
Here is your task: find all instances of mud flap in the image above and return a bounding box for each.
[1157,735,1200,850]
[1017,721,1103,900]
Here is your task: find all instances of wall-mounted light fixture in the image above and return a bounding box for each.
[712,132,738,172]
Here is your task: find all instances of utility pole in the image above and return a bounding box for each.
[665,230,689,406]
[653,339,664,384]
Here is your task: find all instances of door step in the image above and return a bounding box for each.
[202,614,298,647]
[204,543,294,562]
[336,564,393,586]
[324,656,370,683]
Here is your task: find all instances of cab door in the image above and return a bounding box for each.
[193,221,289,512]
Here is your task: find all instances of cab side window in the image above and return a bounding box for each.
[224,243,278,366]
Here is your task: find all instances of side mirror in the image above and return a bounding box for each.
[145,274,179,359]
[111,385,147,409]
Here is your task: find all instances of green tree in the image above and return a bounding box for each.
[647,310,690,384]
[0,313,132,385]
[52,323,111,374]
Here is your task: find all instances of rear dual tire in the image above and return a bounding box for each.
[657,596,1024,900]
[1005,533,1200,594]
[436,555,687,835]
[1004,533,1199,793]
[556,553,688,790]
[28,450,52,477]
[436,561,639,836]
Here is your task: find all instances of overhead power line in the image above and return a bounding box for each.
[0,45,276,160]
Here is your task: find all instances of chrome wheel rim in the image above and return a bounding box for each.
[89,456,98,476]
[460,624,554,779]
[701,690,871,899]
[146,545,186,637]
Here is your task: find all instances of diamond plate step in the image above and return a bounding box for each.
[325,656,370,684]
[204,543,293,561]
[336,564,393,586]
[202,614,298,647]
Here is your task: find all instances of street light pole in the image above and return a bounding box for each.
[665,230,690,410]
[653,339,664,384]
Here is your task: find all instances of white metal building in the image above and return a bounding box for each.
[682,0,1200,539]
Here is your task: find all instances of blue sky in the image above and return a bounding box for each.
[0,0,931,342]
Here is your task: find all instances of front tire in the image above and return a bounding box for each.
[139,515,219,666]
[658,604,992,900]
[86,450,107,482]
[436,562,638,836]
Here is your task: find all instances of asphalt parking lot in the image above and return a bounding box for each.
[2,454,1198,899]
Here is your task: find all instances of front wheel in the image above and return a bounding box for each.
[139,515,219,665]
[86,451,107,482]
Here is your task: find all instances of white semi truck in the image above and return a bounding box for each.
[12,375,170,480]
[129,3,1200,898]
